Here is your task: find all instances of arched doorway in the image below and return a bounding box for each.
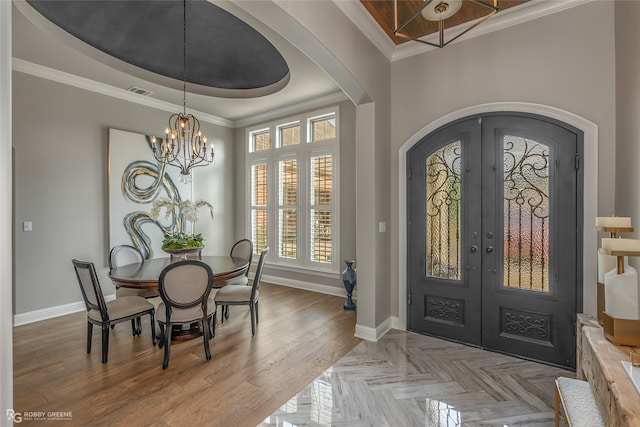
[406,112,583,368]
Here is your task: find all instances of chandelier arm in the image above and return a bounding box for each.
[155,0,214,180]
[440,9,497,47]
[469,0,499,13]
[393,0,434,34]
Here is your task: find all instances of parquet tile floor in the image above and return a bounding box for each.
[260,330,573,427]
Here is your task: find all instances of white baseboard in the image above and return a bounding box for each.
[262,274,356,300]
[13,295,116,326]
[390,315,405,331]
[355,316,398,342]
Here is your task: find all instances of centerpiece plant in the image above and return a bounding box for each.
[150,197,214,250]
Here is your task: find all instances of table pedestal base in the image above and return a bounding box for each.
[171,322,206,341]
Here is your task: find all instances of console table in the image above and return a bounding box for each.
[577,314,640,426]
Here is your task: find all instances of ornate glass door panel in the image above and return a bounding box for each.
[408,118,482,345]
[426,141,462,281]
[481,115,579,368]
[408,114,581,368]
[503,135,550,292]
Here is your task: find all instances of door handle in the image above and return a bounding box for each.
[486,246,494,253]
[470,245,478,253]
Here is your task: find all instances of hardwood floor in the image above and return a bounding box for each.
[13,283,361,426]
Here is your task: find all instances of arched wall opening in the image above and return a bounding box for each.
[397,102,598,330]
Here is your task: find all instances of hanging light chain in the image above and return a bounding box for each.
[151,0,215,183]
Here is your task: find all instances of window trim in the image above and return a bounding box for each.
[246,106,340,273]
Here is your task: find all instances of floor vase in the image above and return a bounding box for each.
[342,260,356,310]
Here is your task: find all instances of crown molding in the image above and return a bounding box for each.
[13,58,350,130]
[335,0,593,62]
[332,0,396,60]
[233,91,349,129]
[12,58,235,128]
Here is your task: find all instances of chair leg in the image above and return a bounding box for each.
[101,324,110,364]
[224,305,230,320]
[162,322,172,369]
[210,314,216,339]
[158,323,165,349]
[255,301,259,323]
[202,319,211,361]
[150,312,156,346]
[250,303,256,336]
[87,322,93,354]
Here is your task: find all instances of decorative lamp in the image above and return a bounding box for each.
[393,0,499,48]
[152,0,214,183]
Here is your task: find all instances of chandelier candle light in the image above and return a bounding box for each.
[151,0,214,183]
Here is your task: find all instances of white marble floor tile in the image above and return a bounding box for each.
[258,330,572,427]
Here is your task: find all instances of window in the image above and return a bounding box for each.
[250,163,268,253]
[247,107,339,272]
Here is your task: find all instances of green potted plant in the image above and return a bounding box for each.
[150,197,213,258]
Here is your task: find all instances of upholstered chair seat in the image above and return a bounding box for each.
[156,295,216,324]
[87,296,157,322]
[222,275,249,287]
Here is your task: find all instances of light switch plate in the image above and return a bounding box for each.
[23,221,32,232]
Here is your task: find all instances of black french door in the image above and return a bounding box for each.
[407,113,582,368]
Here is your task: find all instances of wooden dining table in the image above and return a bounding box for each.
[108,255,250,340]
[108,255,249,290]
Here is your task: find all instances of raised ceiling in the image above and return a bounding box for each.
[13,1,342,123]
[360,0,531,45]
[26,0,290,98]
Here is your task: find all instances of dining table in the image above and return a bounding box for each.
[108,255,250,290]
[108,255,250,340]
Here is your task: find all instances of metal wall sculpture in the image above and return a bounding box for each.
[109,128,191,259]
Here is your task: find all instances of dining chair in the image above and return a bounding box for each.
[156,259,216,369]
[109,244,159,334]
[225,239,253,286]
[109,245,159,299]
[215,247,268,336]
[219,239,253,321]
[72,259,156,364]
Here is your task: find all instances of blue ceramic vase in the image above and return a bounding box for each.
[342,260,357,310]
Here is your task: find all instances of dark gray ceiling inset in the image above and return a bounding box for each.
[26,0,290,96]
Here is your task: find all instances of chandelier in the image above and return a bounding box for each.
[393,0,499,48]
[151,0,214,183]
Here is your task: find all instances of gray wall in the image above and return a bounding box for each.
[12,72,235,315]
[233,99,357,290]
[390,1,616,317]
[233,0,393,332]
[11,0,622,331]
[615,0,640,252]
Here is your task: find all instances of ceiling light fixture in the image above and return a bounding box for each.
[393,0,499,48]
[152,0,214,183]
